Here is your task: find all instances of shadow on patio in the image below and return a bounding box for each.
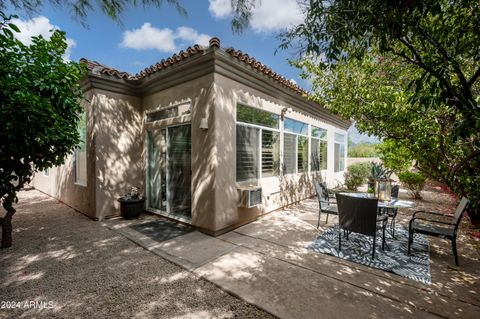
[197,188,480,319]
[0,189,274,319]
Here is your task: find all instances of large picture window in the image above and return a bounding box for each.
[283,118,309,174]
[75,111,87,185]
[297,136,308,173]
[283,133,296,174]
[236,104,280,182]
[236,104,345,179]
[236,125,260,181]
[311,126,327,171]
[261,130,280,177]
[334,132,345,172]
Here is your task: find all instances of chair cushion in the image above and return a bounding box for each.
[412,221,454,239]
[322,205,338,214]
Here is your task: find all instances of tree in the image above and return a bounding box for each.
[0,12,84,248]
[0,0,190,249]
[238,0,480,217]
[1,0,186,22]
[376,141,413,174]
[298,48,479,221]
[280,1,480,136]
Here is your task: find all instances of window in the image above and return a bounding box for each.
[297,136,308,173]
[236,104,280,181]
[284,118,308,135]
[146,102,191,122]
[261,130,280,177]
[334,133,345,172]
[75,111,87,186]
[237,104,279,129]
[42,169,49,177]
[283,118,309,174]
[311,126,327,171]
[236,125,259,182]
[283,133,296,174]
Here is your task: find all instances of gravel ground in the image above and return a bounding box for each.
[0,189,276,319]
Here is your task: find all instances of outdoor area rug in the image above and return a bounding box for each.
[130,219,194,243]
[308,224,431,284]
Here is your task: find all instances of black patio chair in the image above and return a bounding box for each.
[385,185,400,237]
[408,197,470,266]
[315,182,338,227]
[336,193,387,259]
[319,182,336,203]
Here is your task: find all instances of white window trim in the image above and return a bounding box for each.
[283,120,308,175]
[333,132,346,173]
[235,103,281,182]
[74,150,87,187]
[236,122,281,181]
[236,104,335,179]
[74,111,88,187]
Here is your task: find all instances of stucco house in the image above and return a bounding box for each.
[33,37,350,235]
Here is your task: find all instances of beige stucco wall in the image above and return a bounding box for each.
[32,65,348,233]
[91,89,143,220]
[32,90,96,218]
[142,74,216,230]
[211,73,348,232]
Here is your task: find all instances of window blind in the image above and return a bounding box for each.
[236,125,260,181]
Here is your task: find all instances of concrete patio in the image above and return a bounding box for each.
[104,189,480,319]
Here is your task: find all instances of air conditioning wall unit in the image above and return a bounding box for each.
[237,187,262,208]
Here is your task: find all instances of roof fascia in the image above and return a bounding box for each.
[81,52,215,97]
[213,49,351,129]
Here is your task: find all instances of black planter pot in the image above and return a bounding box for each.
[117,196,146,219]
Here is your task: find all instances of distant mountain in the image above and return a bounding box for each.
[348,125,380,145]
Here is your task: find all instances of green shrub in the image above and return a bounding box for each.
[398,171,426,199]
[344,162,372,191]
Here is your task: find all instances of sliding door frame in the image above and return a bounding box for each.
[145,122,192,223]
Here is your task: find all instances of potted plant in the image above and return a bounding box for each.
[117,186,146,219]
[368,162,393,199]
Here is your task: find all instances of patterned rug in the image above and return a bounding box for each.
[308,224,431,284]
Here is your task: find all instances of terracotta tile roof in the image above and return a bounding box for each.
[136,44,204,79]
[80,37,306,95]
[80,44,204,81]
[224,48,306,95]
[80,58,134,79]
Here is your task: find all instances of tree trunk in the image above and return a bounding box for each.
[0,207,15,249]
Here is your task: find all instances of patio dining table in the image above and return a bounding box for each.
[338,192,415,239]
[338,192,415,209]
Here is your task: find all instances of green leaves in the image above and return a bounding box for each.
[284,1,480,218]
[297,43,479,219]
[1,1,187,25]
[0,12,85,210]
[7,23,20,33]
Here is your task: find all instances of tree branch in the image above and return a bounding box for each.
[449,149,480,179]
[416,26,470,94]
[468,67,480,88]
[396,37,453,95]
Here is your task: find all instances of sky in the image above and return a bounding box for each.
[6,0,378,143]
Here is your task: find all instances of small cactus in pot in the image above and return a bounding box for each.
[368,162,393,198]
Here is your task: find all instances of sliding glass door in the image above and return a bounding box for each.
[167,125,191,218]
[147,124,191,219]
